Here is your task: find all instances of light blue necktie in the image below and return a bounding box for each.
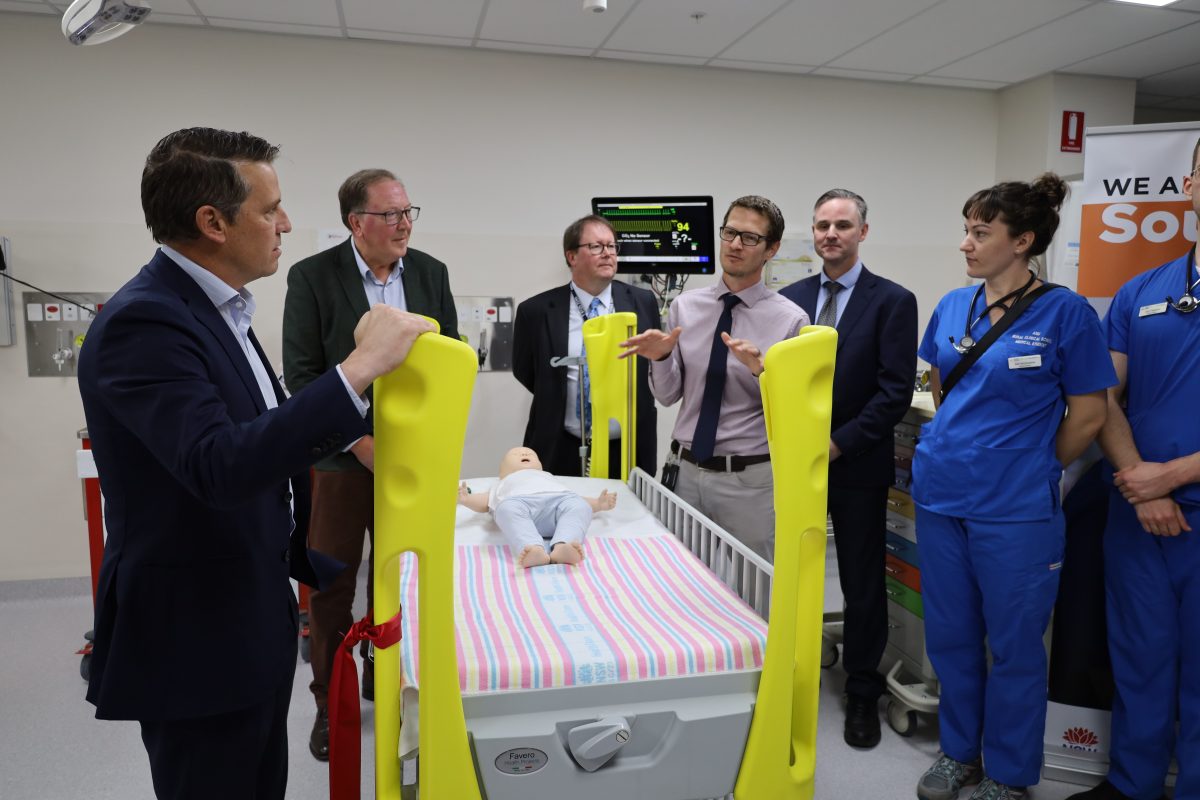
[577,297,603,433]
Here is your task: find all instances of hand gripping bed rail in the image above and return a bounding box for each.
[735,325,836,800]
[582,311,637,481]
[373,329,480,800]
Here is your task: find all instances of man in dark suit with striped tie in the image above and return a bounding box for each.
[780,189,918,749]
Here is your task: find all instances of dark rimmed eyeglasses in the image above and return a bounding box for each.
[719,226,769,247]
[354,207,420,226]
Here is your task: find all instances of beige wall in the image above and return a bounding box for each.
[0,12,1005,580]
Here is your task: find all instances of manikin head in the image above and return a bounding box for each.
[499,447,543,479]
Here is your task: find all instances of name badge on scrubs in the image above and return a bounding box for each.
[1139,302,1168,317]
[1008,354,1042,370]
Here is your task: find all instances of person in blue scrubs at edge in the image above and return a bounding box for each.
[912,173,1116,800]
[1066,139,1200,800]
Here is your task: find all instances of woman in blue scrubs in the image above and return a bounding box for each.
[912,173,1116,800]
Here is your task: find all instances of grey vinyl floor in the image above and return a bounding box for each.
[0,549,1100,800]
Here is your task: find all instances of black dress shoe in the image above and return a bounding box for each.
[309,707,329,761]
[361,656,374,702]
[844,694,881,748]
[1064,780,1166,800]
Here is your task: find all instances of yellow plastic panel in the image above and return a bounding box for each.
[735,325,835,800]
[373,330,481,800]
[582,311,638,481]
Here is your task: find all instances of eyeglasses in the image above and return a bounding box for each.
[719,226,769,247]
[575,241,620,255]
[354,206,420,226]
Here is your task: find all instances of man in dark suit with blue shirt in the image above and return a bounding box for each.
[780,189,917,749]
[78,128,434,800]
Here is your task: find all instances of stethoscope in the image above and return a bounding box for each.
[949,269,1038,354]
[1166,246,1199,314]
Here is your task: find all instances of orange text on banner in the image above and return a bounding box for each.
[1079,200,1197,297]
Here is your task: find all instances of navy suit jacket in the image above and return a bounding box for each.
[779,266,917,487]
[77,250,369,721]
[513,280,659,476]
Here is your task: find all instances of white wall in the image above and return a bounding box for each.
[0,12,1001,580]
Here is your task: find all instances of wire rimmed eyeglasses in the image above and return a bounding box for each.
[575,241,620,255]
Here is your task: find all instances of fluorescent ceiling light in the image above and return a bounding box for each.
[1111,0,1180,7]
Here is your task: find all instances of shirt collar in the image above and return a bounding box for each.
[352,239,404,284]
[713,277,771,308]
[823,259,864,290]
[570,281,614,309]
[160,245,254,316]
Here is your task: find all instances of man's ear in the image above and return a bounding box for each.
[194,205,228,244]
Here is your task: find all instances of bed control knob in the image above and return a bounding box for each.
[567,716,631,772]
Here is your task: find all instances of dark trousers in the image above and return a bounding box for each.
[139,670,294,800]
[545,431,624,479]
[829,482,889,700]
[307,469,374,708]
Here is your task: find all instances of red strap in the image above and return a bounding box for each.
[328,609,401,800]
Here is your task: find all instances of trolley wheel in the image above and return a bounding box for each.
[300,635,311,663]
[820,639,839,669]
[887,700,917,737]
[80,652,92,683]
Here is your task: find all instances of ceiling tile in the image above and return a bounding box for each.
[207,18,344,38]
[480,0,623,49]
[0,2,51,12]
[603,0,783,58]
[830,0,1092,75]
[721,0,940,66]
[346,28,473,47]
[342,0,483,38]
[930,3,1195,83]
[911,75,1008,90]
[478,39,596,57]
[811,66,913,83]
[595,49,708,66]
[1137,61,1200,95]
[1064,20,1200,78]
[709,58,817,75]
[146,12,206,26]
[146,0,199,13]
[194,1,340,26]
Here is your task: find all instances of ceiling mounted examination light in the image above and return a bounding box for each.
[584,0,607,13]
[1110,0,1180,7]
[62,0,151,46]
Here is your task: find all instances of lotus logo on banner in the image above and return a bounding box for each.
[1078,124,1200,298]
[1062,726,1101,752]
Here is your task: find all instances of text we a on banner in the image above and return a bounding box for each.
[1079,122,1200,298]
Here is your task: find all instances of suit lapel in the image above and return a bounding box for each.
[797,275,821,320]
[248,328,286,406]
[833,265,875,353]
[335,240,371,318]
[149,252,268,414]
[549,284,570,361]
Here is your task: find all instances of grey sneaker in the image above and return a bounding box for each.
[968,778,1027,800]
[917,754,983,800]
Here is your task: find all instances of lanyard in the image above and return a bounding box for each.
[571,289,606,321]
[1167,246,1200,314]
[950,269,1038,354]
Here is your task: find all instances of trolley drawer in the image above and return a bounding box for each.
[886,487,915,520]
[886,510,917,544]
[886,575,923,619]
[885,554,921,593]
[886,603,927,669]
[885,530,919,568]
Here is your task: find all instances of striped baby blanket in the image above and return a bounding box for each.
[398,534,768,694]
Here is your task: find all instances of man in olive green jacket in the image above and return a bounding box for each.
[282,169,458,761]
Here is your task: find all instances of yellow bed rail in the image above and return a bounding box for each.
[735,325,836,800]
[373,329,481,800]
[582,311,638,481]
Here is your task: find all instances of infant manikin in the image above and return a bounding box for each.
[457,447,616,568]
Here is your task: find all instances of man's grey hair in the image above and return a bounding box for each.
[813,188,867,225]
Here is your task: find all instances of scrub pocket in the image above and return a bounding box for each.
[967,443,1055,521]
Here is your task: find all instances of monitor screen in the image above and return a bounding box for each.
[591,196,715,275]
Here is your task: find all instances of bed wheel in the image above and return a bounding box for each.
[80,653,91,682]
[820,639,839,669]
[887,700,917,737]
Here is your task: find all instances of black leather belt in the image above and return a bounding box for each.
[672,441,771,473]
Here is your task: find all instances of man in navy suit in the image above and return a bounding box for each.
[513,214,659,477]
[78,127,434,799]
[780,189,917,748]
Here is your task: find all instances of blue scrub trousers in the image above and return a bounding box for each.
[1103,494,1200,800]
[916,507,1064,787]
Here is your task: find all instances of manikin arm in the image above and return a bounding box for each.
[457,482,490,513]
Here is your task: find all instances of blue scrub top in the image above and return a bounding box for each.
[912,284,1116,522]
[1105,250,1200,509]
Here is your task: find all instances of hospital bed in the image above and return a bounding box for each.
[365,314,837,800]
